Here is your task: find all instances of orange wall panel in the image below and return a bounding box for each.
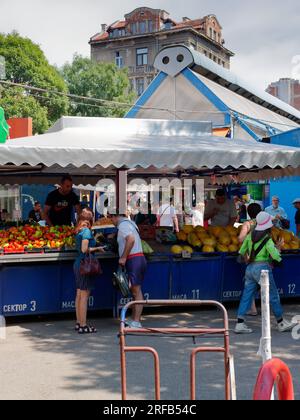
[7,118,33,139]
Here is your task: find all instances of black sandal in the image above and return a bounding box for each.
[78,325,97,334]
[75,323,80,332]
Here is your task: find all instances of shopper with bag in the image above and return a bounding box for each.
[238,203,262,316]
[74,219,105,334]
[111,213,147,329]
[235,212,295,334]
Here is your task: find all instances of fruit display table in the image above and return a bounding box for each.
[1,251,300,318]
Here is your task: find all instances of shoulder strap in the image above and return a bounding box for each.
[119,219,140,233]
[253,236,271,259]
[159,205,170,218]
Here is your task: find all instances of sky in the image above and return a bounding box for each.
[0,0,299,90]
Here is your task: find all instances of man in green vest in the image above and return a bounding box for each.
[0,107,9,143]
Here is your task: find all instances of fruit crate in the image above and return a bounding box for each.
[139,225,157,240]
[25,247,45,254]
[44,247,63,253]
[4,249,25,254]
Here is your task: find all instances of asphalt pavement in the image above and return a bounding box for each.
[0,303,299,400]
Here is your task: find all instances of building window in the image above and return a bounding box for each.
[147,20,153,32]
[136,48,148,66]
[213,30,217,41]
[222,61,226,67]
[164,22,172,30]
[147,76,154,86]
[140,21,146,34]
[130,79,135,92]
[119,29,125,37]
[115,52,124,69]
[136,78,145,96]
[209,28,213,38]
[203,50,207,57]
[131,23,138,34]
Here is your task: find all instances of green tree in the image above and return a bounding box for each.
[61,55,135,117]
[0,86,48,134]
[0,32,69,133]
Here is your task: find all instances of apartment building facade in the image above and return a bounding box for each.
[267,78,300,111]
[89,7,234,95]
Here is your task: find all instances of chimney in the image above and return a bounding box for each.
[182,17,191,22]
[101,24,107,33]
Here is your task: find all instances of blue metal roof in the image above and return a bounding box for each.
[188,47,300,124]
[269,127,300,147]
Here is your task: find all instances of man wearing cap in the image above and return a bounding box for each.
[204,189,238,227]
[293,198,300,237]
[235,211,295,334]
[265,196,288,229]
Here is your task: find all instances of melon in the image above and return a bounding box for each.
[225,226,238,236]
[210,226,225,238]
[231,236,239,245]
[176,231,187,241]
[197,232,210,241]
[289,241,299,250]
[217,244,229,253]
[280,230,293,244]
[218,235,231,246]
[203,237,217,247]
[188,233,198,246]
[202,245,215,253]
[195,226,206,234]
[228,244,239,253]
[192,239,202,248]
[171,245,183,254]
[183,225,194,234]
[183,245,194,254]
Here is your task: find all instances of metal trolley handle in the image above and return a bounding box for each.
[119,299,233,401]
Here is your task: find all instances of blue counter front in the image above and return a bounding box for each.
[0,252,299,317]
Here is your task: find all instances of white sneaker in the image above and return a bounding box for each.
[126,320,143,329]
[235,322,253,334]
[278,319,296,333]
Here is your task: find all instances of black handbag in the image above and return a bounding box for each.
[281,219,290,230]
[112,267,131,297]
[80,254,102,276]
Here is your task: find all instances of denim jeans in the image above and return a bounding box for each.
[237,262,283,321]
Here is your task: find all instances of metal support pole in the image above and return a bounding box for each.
[258,270,272,364]
[258,269,274,399]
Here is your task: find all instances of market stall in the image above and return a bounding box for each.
[1,116,300,317]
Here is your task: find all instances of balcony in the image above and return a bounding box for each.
[128,65,156,75]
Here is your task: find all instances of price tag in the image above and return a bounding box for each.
[182,250,192,259]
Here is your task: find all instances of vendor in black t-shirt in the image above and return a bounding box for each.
[44,175,81,226]
[293,198,300,237]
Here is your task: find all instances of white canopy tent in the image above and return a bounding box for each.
[1,117,300,185]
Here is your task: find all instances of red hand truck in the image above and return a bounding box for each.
[119,299,235,400]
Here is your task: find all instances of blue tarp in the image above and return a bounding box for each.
[269,128,300,233]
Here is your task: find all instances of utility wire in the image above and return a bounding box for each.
[0,79,298,129]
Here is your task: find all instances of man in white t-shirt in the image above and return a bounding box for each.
[111,213,147,329]
[157,200,179,232]
[204,189,238,227]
